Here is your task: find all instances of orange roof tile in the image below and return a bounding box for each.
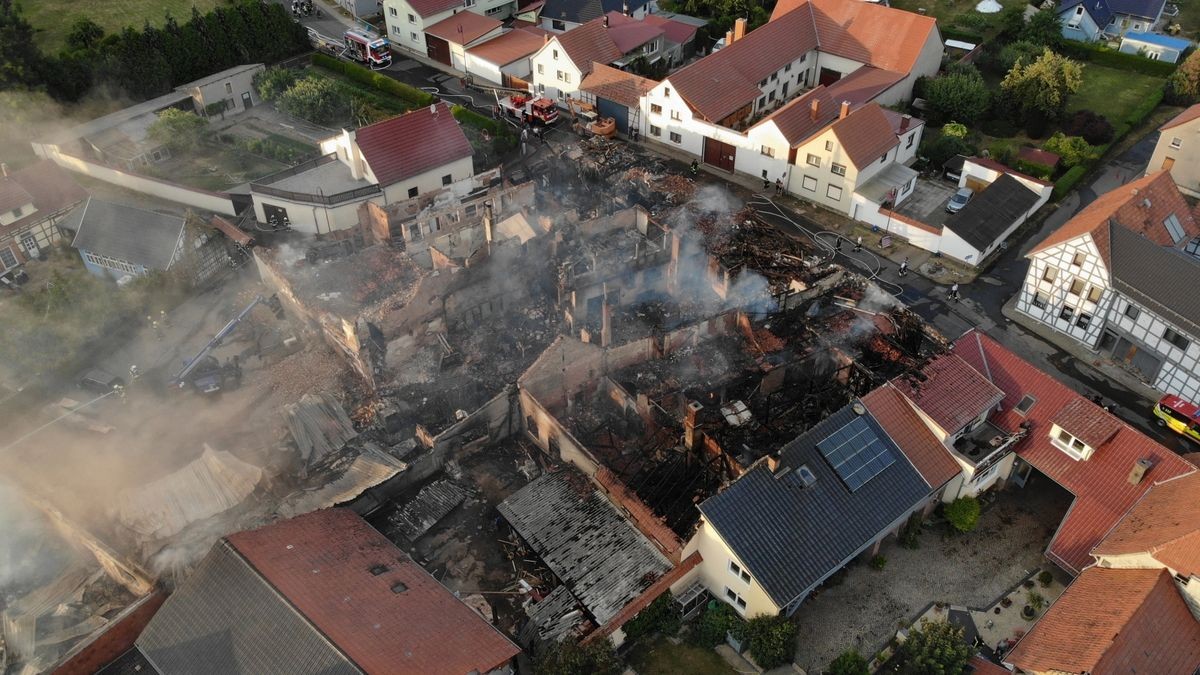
[552,18,623,77]
[757,86,840,145]
[898,353,1004,435]
[951,330,1194,574]
[771,0,938,73]
[861,384,961,488]
[424,11,503,44]
[1007,568,1200,675]
[1094,472,1200,576]
[355,103,472,187]
[580,62,657,108]
[1028,171,1199,264]
[467,26,548,66]
[830,104,899,168]
[1051,398,1122,448]
[966,156,1054,187]
[1161,102,1200,131]
[967,655,1010,675]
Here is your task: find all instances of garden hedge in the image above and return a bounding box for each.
[1057,42,1177,76]
[1053,165,1088,199]
[311,53,435,106]
[941,28,984,44]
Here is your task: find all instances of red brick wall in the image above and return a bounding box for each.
[53,591,167,675]
[581,552,702,645]
[593,467,683,562]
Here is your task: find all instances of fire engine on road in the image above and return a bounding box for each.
[497,94,559,125]
[1154,394,1200,444]
[343,28,391,69]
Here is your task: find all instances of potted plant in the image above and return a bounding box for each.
[1023,579,1036,589]
[1022,590,1045,619]
[1038,570,1055,587]
[1000,597,1013,608]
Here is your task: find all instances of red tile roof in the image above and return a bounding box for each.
[1017,146,1060,167]
[772,0,938,72]
[640,14,698,44]
[757,86,840,145]
[1007,568,1200,675]
[1028,171,1199,263]
[602,11,664,53]
[862,384,962,488]
[831,103,900,169]
[354,103,473,187]
[466,26,548,66]
[210,215,253,247]
[580,62,657,108]
[1093,472,1200,577]
[966,156,1054,187]
[424,10,503,44]
[0,160,87,237]
[951,330,1195,574]
[967,655,1010,675]
[0,176,34,215]
[823,66,905,108]
[552,17,624,76]
[1161,102,1200,131]
[1051,398,1122,448]
[898,353,1004,435]
[408,0,462,18]
[228,509,520,675]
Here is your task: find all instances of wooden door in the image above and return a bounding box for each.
[1163,156,1176,171]
[703,137,736,172]
[426,35,452,66]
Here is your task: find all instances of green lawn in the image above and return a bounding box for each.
[887,0,1025,37]
[1068,64,1166,121]
[22,0,228,54]
[627,637,736,675]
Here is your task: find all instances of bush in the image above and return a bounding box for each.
[829,649,870,675]
[1053,165,1089,199]
[532,639,620,675]
[311,53,435,106]
[994,40,1044,74]
[1123,86,1165,126]
[254,66,298,103]
[1166,50,1200,104]
[1025,109,1050,139]
[621,595,680,642]
[694,602,746,648]
[924,65,991,124]
[944,497,981,533]
[940,28,984,44]
[899,515,922,550]
[276,76,346,126]
[1038,570,1055,587]
[921,134,974,168]
[1044,132,1100,168]
[1063,109,1115,145]
[1058,41,1178,76]
[744,615,796,670]
[894,620,971,675]
[451,104,517,154]
[870,554,888,570]
[1026,590,1046,612]
[980,118,1018,137]
[1015,159,1053,180]
[942,121,968,138]
[147,108,208,153]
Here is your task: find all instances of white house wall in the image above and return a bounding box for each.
[465,54,505,85]
[1018,235,1113,345]
[1105,294,1200,400]
[384,0,455,54]
[530,40,583,101]
[675,520,783,618]
[1148,123,1200,197]
[252,192,369,234]
[887,30,944,104]
[382,155,476,202]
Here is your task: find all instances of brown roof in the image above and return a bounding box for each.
[1007,568,1200,675]
[466,26,548,66]
[861,384,961,488]
[640,13,699,44]
[354,103,473,187]
[407,0,462,18]
[823,65,905,108]
[210,215,254,247]
[967,156,1054,187]
[580,62,657,108]
[424,10,503,44]
[1094,472,1200,576]
[898,353,1004,435]
[1161,102,1200,131]
[0,176,34,215]
[772,0,938,72]
[1029,171,1199,263]
[756,86,838,145]
[1051,397,1122,448]
[228,509,521,675]
[552,18,623,76]
[1018,146,1061,167]
[0,160,88,238]
[966,656,1010,675]
[831,103,900,169]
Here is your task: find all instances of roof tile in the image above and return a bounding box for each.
[551,17,624,76]
[0,160,87,237]
[1093,472,1200,577]
[862,384,961,488]
[772,0,938,72]
[830,103,900,168]
[1161,102,1200,131]
[898,353,1004,435]
[354,103,473,187]
[407,0,462,18]
[580,62,657,108]
[466,26,548,66]
[1051,398,1122,448]
[424,11,503,44]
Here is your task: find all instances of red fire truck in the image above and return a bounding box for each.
[498,94,559,125]
[1154,394,1200,444]
[343,29,391,70]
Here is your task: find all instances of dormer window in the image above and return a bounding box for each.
[1051,424,1094,461]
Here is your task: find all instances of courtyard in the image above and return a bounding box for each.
[792,475,1073,672]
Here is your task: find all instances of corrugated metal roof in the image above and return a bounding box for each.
[944,173,1041,251]
[698,402,931,607]
[354,103,473,188]
[1108,222,1200,336]
[67,198,186,271]
[284,393,359,474]
[517,585,587,646]
[388,479,469,541]
[497,469,673,624]
[951,330,1195,574]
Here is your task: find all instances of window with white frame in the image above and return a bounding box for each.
[552,49,559,59]
[390,25,400,35]
[1032,291,1049,309]
[1041,266,1058,283]
[802,175,817,192]
[826,184,842,201]
[1059,305,1075,321]
[1165,214,1186,243]
[408,12,415,23]
[556,70,564,81]
[564,72,571,83]
[664,87,670,97]
[537,64,544,74]
[831,162,846,176]
[1051,425,1093,460]
[1171,136,1183,149]
[670,110,681,121]
[410,31,418,41]
[0,247,16,270]
[825,140,833,151]
[728,560,752,583]
[724,587,747,611]
[389,7,397,15]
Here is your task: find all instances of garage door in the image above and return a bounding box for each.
[965,176,990,193]
[426,35,452,66]
[596,97,629,134]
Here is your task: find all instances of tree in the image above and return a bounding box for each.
[921,134,973,168]
[1043,132,1099,167]
[1024,8,1065,49]
[924,65,991,125]
[944,496,980,533]
[1001,48,1083,123]
[254,66,298,102]
[148,108,208,152]
[621,594,680,642]
[942,121,968,138]
[532,639,620,675]
[1063,109,1114,145]
[0,0,49,89]
[276,76,345,125]
[994,40,1044,74]
[1166,50,1200,105]
[893,620,971,675]
[745,615,796,669]
[66,18,105,50]
[829,649,870,675]
[695,602,746,647]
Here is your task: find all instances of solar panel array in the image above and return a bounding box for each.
[816,416,895,492]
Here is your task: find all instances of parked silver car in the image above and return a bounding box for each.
[946,187,974,214]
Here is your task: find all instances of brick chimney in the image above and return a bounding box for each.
[839,100,850,120]
[733,17,747,42]
[810,98,820,121]
[684,401,703,449]
[725,29,734,47]
[766,455,780,472]
[900,114,911,131]
[1128,458,1154,485]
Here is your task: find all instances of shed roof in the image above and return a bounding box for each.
[1124,30,1191,49]
[497,469,673,624]
[640,13,699,43]
[354,103,473,187]
[424,11,503,44]
[943,173,1041,252]
[408,0,463,18]
[823,66,905,108]
[66,197,186,270]
[177,63,264,90]
[698,401,930,607]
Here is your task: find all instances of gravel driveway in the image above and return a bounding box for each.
[793,476,1072,673]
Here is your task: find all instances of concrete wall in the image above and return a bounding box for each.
[1149,126,1200,197]
[188,65,264,116]
[33,147,236,216]
[252,191,371,235]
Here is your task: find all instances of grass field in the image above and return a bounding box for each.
[22,0,229,54]
[627,638,736,675]
[1068,64,1166,121]
[887,0,1026,37]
